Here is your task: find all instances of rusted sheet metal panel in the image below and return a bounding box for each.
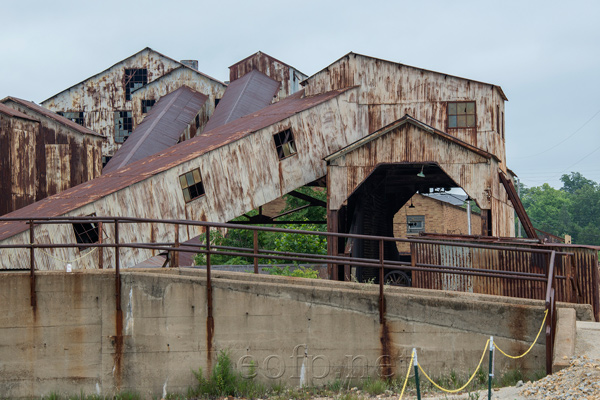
[0,88,362,270]
[304,53,507,166]
[131,66,226,134]
[204,70,280,132]
[412,240,599,320]
[229,52,308,101]
[41,49,190,157]
[104,86,208,174]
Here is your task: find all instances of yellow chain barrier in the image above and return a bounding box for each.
[33,244,99,265]
[495,309,548,359]
[417,339,489,394]
[398,349,415,400]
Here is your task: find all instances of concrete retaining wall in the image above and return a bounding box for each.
[0,269,593,398]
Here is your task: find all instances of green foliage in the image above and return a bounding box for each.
[263,265,319,278]
[361,377,388,395]
[194,187,327,269]
[519,172,600,245]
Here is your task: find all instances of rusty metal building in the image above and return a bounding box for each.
[40,48,227,161]
[0,97,103,216]
[229,51,307,101]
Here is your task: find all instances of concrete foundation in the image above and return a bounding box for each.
[0,268,593,398]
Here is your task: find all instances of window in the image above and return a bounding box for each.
[273,128,297,160]
[141,99,155,114]
[195,114,200,129]
[124,68,148,101]
[57,111,85,126]
[214,98,221,108]
[179,168,205,202]
[447,101,476,128]
[407,215,425,234]
[114,111,133,143]
[102,156,112,168]
[72,214,99,251]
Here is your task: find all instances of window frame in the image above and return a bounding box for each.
[114,110,133,143]
[179,168,206,203]
[406,215,425,235]
[72,213,100,251]
[141,99,156,114]
[446,101,477,130]
[57,111,85,126]
[273,128,298,160]
[124,68,148,101]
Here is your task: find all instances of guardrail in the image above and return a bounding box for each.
[0,216,568,374]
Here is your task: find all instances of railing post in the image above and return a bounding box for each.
[170,223,179,268]
[113,218,123,389]
[413,349,421,400]
[98,221,103,269]
[253,230,258,274]
[379,239,384,324]
[29,219,36,309]
[545,250,556,375]
[206,227,214,371]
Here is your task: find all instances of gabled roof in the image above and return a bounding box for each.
[0,87,352,241]
[229,51,307,76]
[303,52,508,101]
[103,86,208,174]
[131,65,227,96]
[41,47,226,104]
[325,114,494,162]
[1,96,103,137]
[203,70,280,133]
[0,102,37,121]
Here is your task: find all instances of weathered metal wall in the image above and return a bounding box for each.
[130,67,226,135]
[41,49,184,157]
[0,114,38,215]
[411,241,600,321]
[304,53,507,166]
[0,88,363,270]
[327,121,515,237]
[229,52,307,102]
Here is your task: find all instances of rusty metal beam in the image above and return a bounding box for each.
[499,171,537,239]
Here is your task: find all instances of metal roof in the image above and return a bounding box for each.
[0,102,37,121]
[103,86,208,174]
[424,192,468,207]
[325,114,495,162]
[0,87,352,241]
[203,69,280,133]
[302,52,508,101]
[41,47,226,104]
[1,96,103,138]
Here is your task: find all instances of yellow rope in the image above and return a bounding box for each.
[495,309,548,359]
[398,350,415,400]
[33,245,99,264]
[417,339,489,394]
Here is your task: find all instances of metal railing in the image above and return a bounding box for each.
[0,216,567,374]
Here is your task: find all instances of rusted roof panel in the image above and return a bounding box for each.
[229,51,306,76]
[0,88,352,241]
[0,103,37,121]
[1,96,103,137]
[103,86,208,174]
[204,70,280,132]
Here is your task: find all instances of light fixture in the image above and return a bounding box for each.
[417,165,425,178]
[409,198,415,208]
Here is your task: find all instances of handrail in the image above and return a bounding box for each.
[544,250,557,375]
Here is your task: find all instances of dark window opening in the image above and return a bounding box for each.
[447,101,476,128]
[114,111,133,143]
[273,128,297,160]
[214,98,221,108]
[407,215,425,234]
[124,68,148,101]
[501,111,505,139]
[73,214,99,251]
[179,168,205,202]
[57,111,85,126]
[141,99,156,114]
[496,105,500,134]
[102,156,112,168]
[195,114,200,129]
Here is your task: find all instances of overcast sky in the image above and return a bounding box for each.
[1,0,599,190]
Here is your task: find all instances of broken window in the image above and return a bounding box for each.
[273,128,297,160]
[407,215,425,234]
[102,156,112,168]
[447,101,476,128]
[215,98,221,108]
[141,99,156,114]
[179,168,205,202]
[72,214,99,251]
[114,111,133,143]
[57,111,85,126]
[124,68,148,101]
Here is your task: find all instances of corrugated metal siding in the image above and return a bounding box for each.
[229,52,307,102]
[412,240,599,320]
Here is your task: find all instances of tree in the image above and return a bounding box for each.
[560,172,596,194]
[521,183,572,238]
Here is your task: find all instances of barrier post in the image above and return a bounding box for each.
[413,348,421,400]
[488,337,494,400]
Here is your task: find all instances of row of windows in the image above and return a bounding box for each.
[57,111,85,126]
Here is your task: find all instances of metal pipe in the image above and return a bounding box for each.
[467,199,472,235]
[29,220,36,309]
